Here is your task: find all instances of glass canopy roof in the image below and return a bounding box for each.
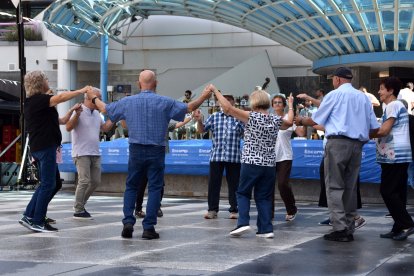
[43,0,414,63]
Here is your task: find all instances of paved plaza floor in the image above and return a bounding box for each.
[0,191,413,275]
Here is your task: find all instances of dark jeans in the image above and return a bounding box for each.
[207,161,240,213]
[319,157,362,209]
[273,160,297,215]
[24,146,57,225]
[33,159,62,204]
[135,175,164,212]
[380,163,414,232]
[49,168,62,203]
[122,144,165,230]
[237,163,275,234]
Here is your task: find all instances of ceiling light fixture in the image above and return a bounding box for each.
[73,16,80,24]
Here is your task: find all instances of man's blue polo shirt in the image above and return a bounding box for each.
[106,90,187,146]
[312,83,379,142]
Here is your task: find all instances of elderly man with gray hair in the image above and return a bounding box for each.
[297,67,379,242]
[66,87,113,219]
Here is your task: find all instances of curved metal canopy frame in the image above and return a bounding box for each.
[43,0,414,62]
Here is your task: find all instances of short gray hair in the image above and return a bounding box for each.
[24,70,48,97]
[84,87,101,100]
[250,90,271,110]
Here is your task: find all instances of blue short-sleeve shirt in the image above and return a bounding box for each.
[106,90,187,146]
[312,83,379,142]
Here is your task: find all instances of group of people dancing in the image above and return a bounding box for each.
[18,67,414,242]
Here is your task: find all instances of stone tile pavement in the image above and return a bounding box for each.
[0,191,413,275]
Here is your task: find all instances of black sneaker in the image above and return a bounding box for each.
[324,230,354,242]
[142,229,160,240]
[157,208,163,218]
[121,224,134,238]
[45,216,56,224]
[392,227,414,241]
[44,223,58,231]
[30,223,58,233]
[380,231,399,239]
[18,215,33,230]
[73,210,92,220]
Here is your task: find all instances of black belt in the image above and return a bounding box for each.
[327,135,359,141]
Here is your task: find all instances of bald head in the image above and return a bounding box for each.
[138,70,157,91]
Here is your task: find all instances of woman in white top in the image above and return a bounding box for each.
[371,77,414,241]
[272,95,305,221]
[211,86,293,238]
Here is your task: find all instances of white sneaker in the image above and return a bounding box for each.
[229,225,251,237]
[256,232,274,239]
[354,216,366,230]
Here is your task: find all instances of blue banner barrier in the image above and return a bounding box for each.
[290,140,380,183]
[59,138,381,183]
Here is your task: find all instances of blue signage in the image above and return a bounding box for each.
[59,138,381,183]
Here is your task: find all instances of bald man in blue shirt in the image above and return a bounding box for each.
[89,70,213,239]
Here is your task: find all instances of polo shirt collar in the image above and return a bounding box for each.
[82,103,95,114]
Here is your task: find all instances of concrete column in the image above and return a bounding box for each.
[57,59,78,143]
[57,59,78,182]
[352,66,383,117]
[351,66,371,92]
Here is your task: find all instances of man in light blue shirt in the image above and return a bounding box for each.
[297,67,379,242]
[89,70,212,240]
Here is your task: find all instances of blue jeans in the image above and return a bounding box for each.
[122,144,165,230]
[237,163,275,234]
[24,146,57,226]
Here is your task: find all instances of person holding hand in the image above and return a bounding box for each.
[66,88,113,220]
[211,85,293,239]
[195,94,244,220]
[89,70,212,239]
[19,70,90,233]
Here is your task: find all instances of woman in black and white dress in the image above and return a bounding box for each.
[211,86,293,238]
